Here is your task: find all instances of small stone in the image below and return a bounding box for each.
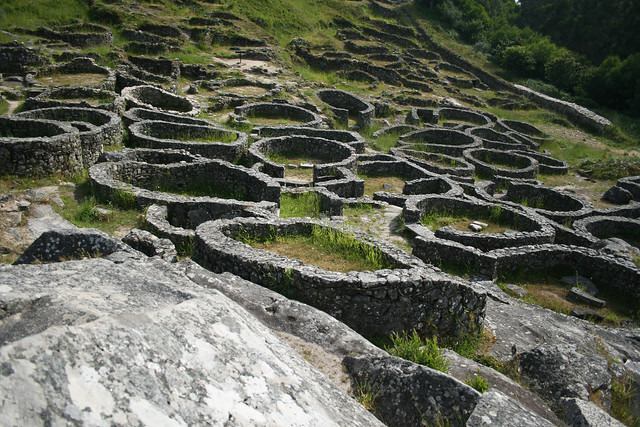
[472,221,488,228]
[560,397,625,427]
[94,207,113,220]
[561,275,599,296]
[469,223,482,232]
[602,186,632,204]
[570,308,604,322]
[287,164,298,169]
[382,183,393,191]
[567,287,606,308]
[16,200,31,211]
[299,163,313,169]
[506,283,528,298]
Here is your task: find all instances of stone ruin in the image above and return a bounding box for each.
[0,8,637,426]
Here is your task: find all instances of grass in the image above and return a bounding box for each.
[241,224,393,273]
[498,272,639,326]
[610,377,639,427]
[167,130,238,144]
[0,0,89,29]
[464,373,489,393]
[361,126,405,154]
[0,99,9,116]
[280,192,322,218]
[266,151,326,166]
[358,174,406,198]
[247,115,308,126]
[385,330,449,374]
[354,380,379,413]
[420,206,520,234]
[35,73,107,87]
[577,156,640,180]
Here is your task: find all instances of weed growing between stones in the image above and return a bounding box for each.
[610,376,638,427]
[385,330,449,374]
[280,192,322,218]
[464,373,489,393]
[239,225,394,273]
[354,379,379,413]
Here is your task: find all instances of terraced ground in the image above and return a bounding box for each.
[1,0,640,426]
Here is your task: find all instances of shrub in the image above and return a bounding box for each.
[501,45,536,76]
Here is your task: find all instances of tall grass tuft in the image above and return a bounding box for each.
[385,330,449,373]
[280,192,322,218]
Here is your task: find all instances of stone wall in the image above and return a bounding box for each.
[194,217,486,340]
[0,117,83,177]
[129,120,247,162]
[317,89,375,129]
[16,107,123,168]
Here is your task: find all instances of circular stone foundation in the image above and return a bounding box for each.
[123,107,213,128]
[466,127,535,152]
[193,216,485,339]
[495,119,553,144]
[23,87,125,115]
[573,216,640,248]
[316,89,375,129]
[215,78,282,99]
[463,148,538,180]
[404,195,555,251]
[15,107,123,167]
[256,126,366,154]
[391,147,475,180]
[129,120,247,162]
[90,152,280,210]
[249,135,356,183]
[233,102,323,128]
[122,85,201,116]
[399,128,482,156]
[33,57,115,92]
[0,116,82,176]
[501,182,593,224]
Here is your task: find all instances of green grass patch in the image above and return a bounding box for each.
[385,330,449,373]
[577,156,640,180]
[498,271,639,326]
[280,192,322,218]
[0,0,90,29]
[465,373,489,393]
[611,377,639,427]
[420,206,519,234]
[358,174,407,197]
[168,130,238,144]
[266,150,325,166]
[55,179,143,235]
[240,224,393,273]
[0,99,9,116]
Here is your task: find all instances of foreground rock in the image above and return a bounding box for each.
[0,257,382,426]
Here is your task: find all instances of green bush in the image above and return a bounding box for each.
[500,45,536,76]
[385,331,449,373]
